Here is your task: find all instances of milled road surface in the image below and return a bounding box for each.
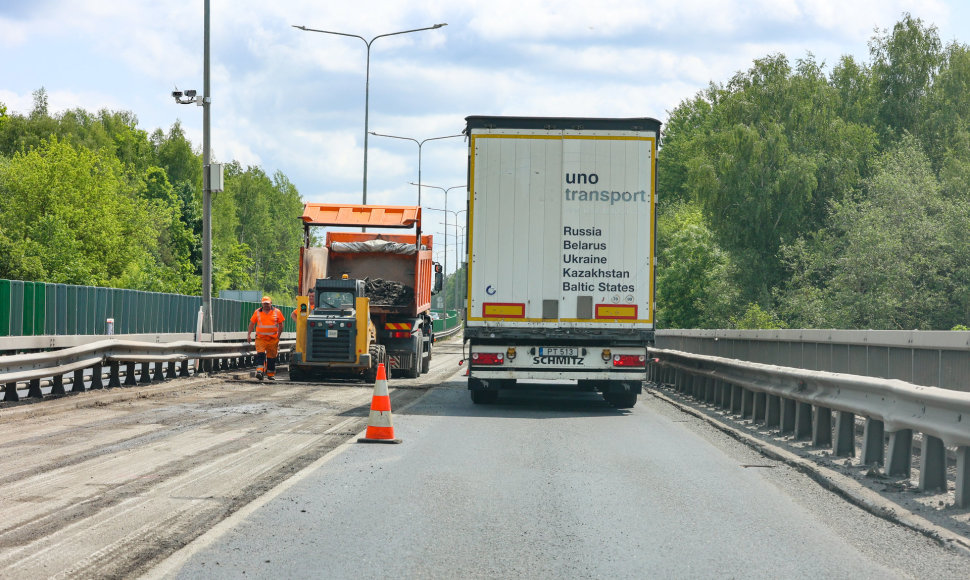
[0,336,466,579]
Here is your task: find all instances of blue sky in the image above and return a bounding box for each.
[2,1,969,269]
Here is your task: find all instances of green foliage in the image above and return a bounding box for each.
[659,14,970,330]
[0,137,157,285]
[665,53,877,307]
[655,202,737,328]
[0,93,305,301]
[217,164,304,303]
[730,303,787,330]
[441,262,467,311]
[777,136,970,329]
[869,13,943,140]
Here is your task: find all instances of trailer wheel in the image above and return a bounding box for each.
[470,389,498,404]
[605,391,638,409]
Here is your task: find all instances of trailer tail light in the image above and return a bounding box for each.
[613,354,646,367]
[390,331,412,339]
[471,352,504,365]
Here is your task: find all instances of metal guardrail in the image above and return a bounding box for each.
[0,313,459,404]
[435,321,462,340]
[0,331,296,353]
[1,339,294,403]
[656,329,970,391]
[649,347,970,507]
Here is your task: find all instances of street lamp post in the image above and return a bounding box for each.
[435,217,466,313]
[172,0,218,340]
[452,219,466,314]
[293,23,447,204]
[371,132,463,206]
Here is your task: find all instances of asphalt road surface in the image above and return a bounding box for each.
[2,334,969,579]
[160,387,970,578]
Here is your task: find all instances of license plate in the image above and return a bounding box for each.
[540,347,577,356]
[326,329,338,338]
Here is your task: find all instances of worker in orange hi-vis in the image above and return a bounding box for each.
[247,296,285,381]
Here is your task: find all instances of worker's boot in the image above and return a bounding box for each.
[255,352,266,381]
[266,357,276,381]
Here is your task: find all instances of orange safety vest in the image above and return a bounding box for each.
[251,307,284,338]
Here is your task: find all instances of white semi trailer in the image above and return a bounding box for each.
[463,116,661,407]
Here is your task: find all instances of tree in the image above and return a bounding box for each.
[777,136,970,329]
[690,121,817,303]
[869,13,943,140]
[830,55,875,127]
[730,303,786,329]
[0,137,157,286]
[920,42,970,175]
[655,202,737,328]
[217,164,303,301]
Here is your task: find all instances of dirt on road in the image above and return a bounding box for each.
[0,336,466,579]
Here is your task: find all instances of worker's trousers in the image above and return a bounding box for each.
[254,335,279,377]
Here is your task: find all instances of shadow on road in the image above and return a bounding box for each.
[399,382,634,419]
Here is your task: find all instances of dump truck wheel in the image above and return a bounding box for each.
[421,348,431,374]
[405,334,421,378]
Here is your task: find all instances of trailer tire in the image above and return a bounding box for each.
[605,391,638,409]
[470,389,499,404]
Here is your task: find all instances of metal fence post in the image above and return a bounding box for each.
[124,362,137,386]
[886,430,913,477]
[795,402,813,439]
[861,418,885,465]
[833,411,855,457]
[780,398,796,434]
[812,406,832,447]
[3,382,19,402]
[765,394,781,427]
[72,368,85,393]
[919,435,947,492]
[956,447,970,508]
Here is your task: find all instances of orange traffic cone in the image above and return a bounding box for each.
[357,364,401,444]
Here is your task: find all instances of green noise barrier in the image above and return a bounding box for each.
[0,279,295,337]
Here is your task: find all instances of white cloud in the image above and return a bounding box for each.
[0,0,963,209]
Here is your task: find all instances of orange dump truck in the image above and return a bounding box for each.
[289,204,442,381]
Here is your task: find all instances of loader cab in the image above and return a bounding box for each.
[313,278,364,315]
[305,277,365,364]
